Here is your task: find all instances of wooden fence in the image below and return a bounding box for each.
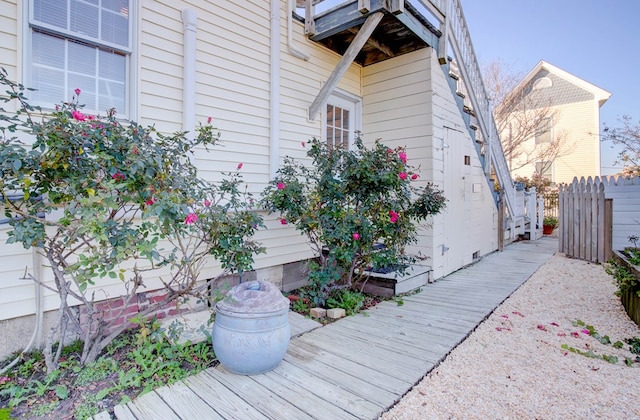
[558,177,612,263]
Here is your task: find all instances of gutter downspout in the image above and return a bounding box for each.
[182,9,197,138]
[287,0,310,61]
[270,0,281,179]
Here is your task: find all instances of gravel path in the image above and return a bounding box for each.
[381,252,640,419]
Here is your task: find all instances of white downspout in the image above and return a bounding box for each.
[270,0,281,179]
[182,9,197,138]
[288,0,310,61]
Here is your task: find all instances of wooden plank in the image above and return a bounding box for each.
[90,411,113,420]
[183,372,270,420]
[154,381,224,419]
[296,328,424,381]
[122,390,179,419]
[267,359,382,419]
[282,347,399,406]
[289,311,322,337]
[327,320,446,363]
[112,405,138,420]
[251,363,362,419]
[203,368,315,420]
[288,340,412,394]
[309,12,384,120]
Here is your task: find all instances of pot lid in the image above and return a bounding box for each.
[215,280,290,313]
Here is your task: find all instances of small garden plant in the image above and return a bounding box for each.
[560,320,640,367]
[0,318,216,419]
[262,137,446,306]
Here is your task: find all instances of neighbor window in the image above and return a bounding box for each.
[535,117,552,145]
[535,161,553,181]
[27,0,132,116]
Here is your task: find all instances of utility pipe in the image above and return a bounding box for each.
[269,0,281,179]
[182,8,197,138]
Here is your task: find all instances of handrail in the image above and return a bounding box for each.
[301,0,519,219]
[428,0,517,218]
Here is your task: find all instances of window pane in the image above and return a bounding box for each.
[102,10,129,47]
[33,0,67,29]
[32,32,65,69]
[74,74,97,108]
[31,67,65,106]
[342,109,349,130]
[99,49,126,81]
[99,80,125,113]
[71,0,99,39]
[68,41,96,75]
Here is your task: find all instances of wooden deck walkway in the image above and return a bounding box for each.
[96,238,558,420]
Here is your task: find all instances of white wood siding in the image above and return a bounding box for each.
[364,49,498,279]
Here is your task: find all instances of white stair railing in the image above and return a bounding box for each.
[416,0,518,220]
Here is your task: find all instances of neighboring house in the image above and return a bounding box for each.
[0,0,513,357]
[497,61,611,185]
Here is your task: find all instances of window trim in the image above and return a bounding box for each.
[23,0,137,120]
[322,89,362,150]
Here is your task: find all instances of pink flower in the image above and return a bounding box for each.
[398,152,407,163]
[411,174,419,180]
[74,88,81,96]
[387,149,393,154]
[512,311,524,317]
[145,198,156,206]
[399,172,407,180]
[557,332,567,337]
[207,116,212,124]
[204,199,211,207]
[352,233,360,240]
[72,110,86,121]
[111,172,125,181]
[237,162,243,170]
[581,329,590,335]
[571,331,580,338]
[501,315,509,319]
[389,210,399,223]
[185,213,198,224]
[537,324,547,331]
[280,218,287,225]
[301,142,306,147]
[277,182,285,190]
[550,322,559,327]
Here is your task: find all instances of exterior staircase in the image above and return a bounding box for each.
[300,0,524,235]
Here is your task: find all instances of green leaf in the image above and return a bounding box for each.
[54,385,69,400]
[108,271,117,279]
[12,159,21,171]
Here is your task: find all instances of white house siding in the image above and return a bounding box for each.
[552,100,601,184]
[362,49,498,280]
[511,99,601,185]
[604,176,640,251]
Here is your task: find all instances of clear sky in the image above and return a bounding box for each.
[460,0,640,175]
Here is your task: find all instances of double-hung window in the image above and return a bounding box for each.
[323,91,361,151]
[27,0,132,116]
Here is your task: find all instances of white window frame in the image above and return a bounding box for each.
[322,89,362,150]
[23,0,137,119]
[535,117,553,145]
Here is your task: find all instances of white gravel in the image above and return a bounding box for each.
[381,253,640,420]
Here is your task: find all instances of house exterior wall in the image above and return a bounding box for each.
[511,98,602,185]
[363,49,499,280]
[0,0,362,330]
[0,0,500,356]
[504,64,608,185]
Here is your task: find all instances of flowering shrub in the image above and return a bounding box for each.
[262,137,445,305]
[0,69,263,368]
